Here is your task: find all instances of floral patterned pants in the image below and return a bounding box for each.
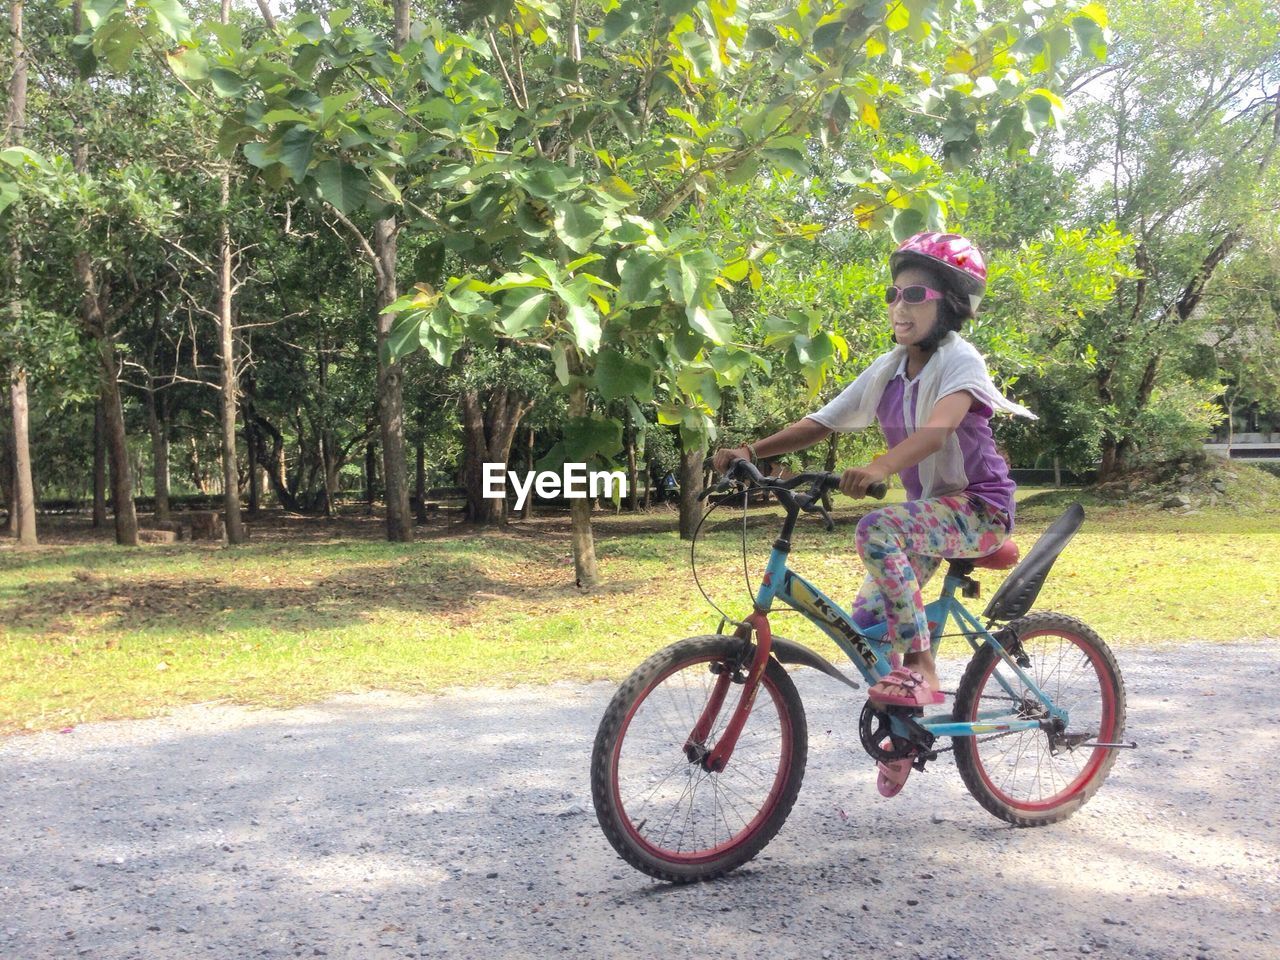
[851,495,1010,655]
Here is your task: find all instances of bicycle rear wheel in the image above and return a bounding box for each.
[590,635,807,883]
[953,612,1125,826]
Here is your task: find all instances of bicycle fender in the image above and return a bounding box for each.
[770,636,861,690]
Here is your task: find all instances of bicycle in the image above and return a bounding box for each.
[590,458,1133,883]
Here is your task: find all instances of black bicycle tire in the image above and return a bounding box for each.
[952,612,1126,827]
[590,635,808,883]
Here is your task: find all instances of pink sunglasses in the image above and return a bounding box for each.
[885,284,944,305]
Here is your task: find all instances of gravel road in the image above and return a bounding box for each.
[2,641,1278,960]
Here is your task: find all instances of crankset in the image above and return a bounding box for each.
[858,701,938,765]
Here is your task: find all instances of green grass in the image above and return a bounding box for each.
[2,480,1278,734]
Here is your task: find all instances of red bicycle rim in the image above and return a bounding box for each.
[969,630,1116,812]
[610,656,792,864]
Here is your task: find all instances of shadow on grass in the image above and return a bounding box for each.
[1,540,662,636]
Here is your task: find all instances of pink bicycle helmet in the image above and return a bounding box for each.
[890,232,987,316]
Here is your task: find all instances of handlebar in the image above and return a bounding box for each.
[697,457,888,532]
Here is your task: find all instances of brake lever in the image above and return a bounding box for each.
[697,478,739,502]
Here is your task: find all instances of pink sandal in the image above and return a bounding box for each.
[876,742,914,798]
[867,666,944,707]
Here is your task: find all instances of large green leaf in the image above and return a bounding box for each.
[420,307,461,366]
[687,303,735,344]
[891,207,926,241]
[1072,14,1108,61]
[761,146,810,177]
[563,295,603,354]
[563,416,624,462]
[444,285,491,316]
[517,163,580,200]
[552,342,570,386]
[242,141,274,170]
[678,33,715,79]
[278,126,317,184]
[596,349,653,402]
[387,310,426,361]
[83,0,124,30]
[678,250,719,306]
[619,251,665,304]
[69,35,98,78]
[147,0,191,42]
[99,20,144,71]
[208,68,246,98]
[661,0,699,18]
[313,160,370,214]
[553,200,606,254]
[0,179,18,216]
[166,46,207,81]
[603,3,642,43]
[0,147,51,171]
[500,290,551,336]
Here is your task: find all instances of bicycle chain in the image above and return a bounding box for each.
[918,690,1025,756]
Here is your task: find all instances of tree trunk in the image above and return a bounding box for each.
[317,431,335,518]
[217,205,245,542]
[373,220,412,540]
[820,431,838,512]
[75,254,138,546]
[145,386,170,521]
[520,426,535,520]
[364,441,377,514]
[1,418,14,537]
[5,0,34,545]
[215,1,245,545]
[568,376,599,587]
[250,412,299,512]
[414,439,427,523]
[93,397,106,527]
[246,416,260,514]
[459,381,534,525]
[1097,434,1120,483]
[371,1,413,542]
[8,370,35,544]
[144,299,170,521]
[677,435,705,541]
[624,406,639,511]
[460,389,487,523]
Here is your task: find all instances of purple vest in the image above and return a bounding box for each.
[877,364,1017,531]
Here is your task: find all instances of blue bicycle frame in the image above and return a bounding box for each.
[753,544,1069,740]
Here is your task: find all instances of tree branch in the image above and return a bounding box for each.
[324,204,386,285]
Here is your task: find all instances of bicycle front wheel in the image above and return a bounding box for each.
[953,612,1126,826]
[590,635,807,883]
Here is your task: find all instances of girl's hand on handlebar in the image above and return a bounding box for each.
[838,463,889,499]
[712,446,752,474]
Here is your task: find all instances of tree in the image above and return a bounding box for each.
[82,0,1107,580]
[3,0,35,544]
[1060,0,1280,478]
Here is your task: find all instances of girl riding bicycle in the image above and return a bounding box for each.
[713,232,1036,712]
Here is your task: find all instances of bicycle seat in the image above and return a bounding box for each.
[967,540,1020,570]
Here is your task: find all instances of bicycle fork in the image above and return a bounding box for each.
[684,612,774,773]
